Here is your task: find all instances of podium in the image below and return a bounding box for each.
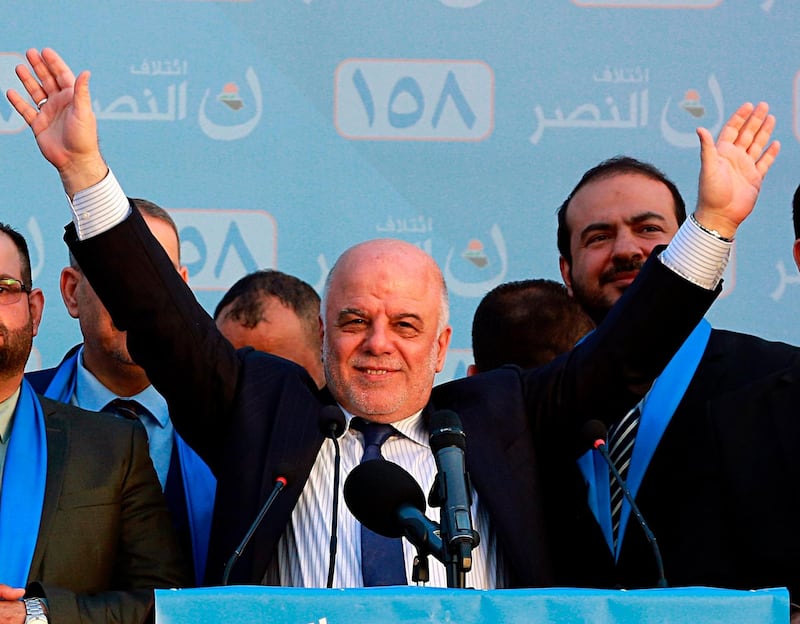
[155,585,789,623]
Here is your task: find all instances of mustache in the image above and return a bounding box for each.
[598,258,644,286]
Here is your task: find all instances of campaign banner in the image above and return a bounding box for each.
[155,585,788,624]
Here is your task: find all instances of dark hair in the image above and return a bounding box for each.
[556,156,686,264]
[0,222,32,288]
[471,278,595,372]
[792,184,800,240]
[214,269,320,339]
[70,197,181,268]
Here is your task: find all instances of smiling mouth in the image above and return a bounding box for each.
[363,368,390,375]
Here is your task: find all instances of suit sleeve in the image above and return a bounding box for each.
[64,208,246,472]
[27,421,191,624]
[522,250,720,452]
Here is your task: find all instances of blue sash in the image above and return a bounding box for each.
[176,434,216,584]
[42,348,216,584]
[0,380,47,587]
[577,319,711,558]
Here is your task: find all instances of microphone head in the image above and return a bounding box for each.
[319,405,346,439]
[581,419,608,450]
[429,409,466,452]
[344,459,426,538]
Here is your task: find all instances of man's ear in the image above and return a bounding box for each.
[559,256,574,295]
[60,267,82,319]
[28,288,45,337]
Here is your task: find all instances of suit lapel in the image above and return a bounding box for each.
[246,390,332,583]
[28,401,68,581]
[448,398,553,587]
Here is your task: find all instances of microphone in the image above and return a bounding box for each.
[319,404,346,438]
[344,459,443,560]
[582,419,667,588]
[428,409,479,589]
[318,405,346,588]
[221,464,292,585]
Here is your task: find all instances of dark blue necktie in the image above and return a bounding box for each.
[352,418,407,586]
[104,398,147,422]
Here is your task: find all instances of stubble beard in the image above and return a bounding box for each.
[322,341,439,423]
[0,318,33,380]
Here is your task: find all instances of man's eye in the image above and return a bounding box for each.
[586,234,609,245]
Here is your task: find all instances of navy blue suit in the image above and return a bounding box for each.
[541,329,800,599]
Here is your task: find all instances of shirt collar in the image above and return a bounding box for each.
[0,387,21,444]
[73,347,171,428]
[339,405,430,449]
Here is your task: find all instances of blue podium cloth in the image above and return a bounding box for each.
[156,585,788,623]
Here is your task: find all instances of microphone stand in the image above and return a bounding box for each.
[428,472,479,588]
[588,431,667,588]
[326,426,342,588]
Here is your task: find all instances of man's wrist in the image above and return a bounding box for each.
[660,213,732,290]
[59,155,109,199]
[23,597,48,624]
[689,213,735,243]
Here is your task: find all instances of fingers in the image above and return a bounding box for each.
[24,48,59,102]
[755,139,781,178]
[728,101,779,177]
[696,126,716,173]
[717,101,775,154]
[5,88,37,126]
[41,47,77,90]
[13,61,47,108]
[733,101,771,151]
[0,584,24,600]
[73,69,93,119]
[714,102,755,147]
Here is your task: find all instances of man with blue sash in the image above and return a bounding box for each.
[551,156,800,602]
[0,221,188,624]
[25,200,215,587]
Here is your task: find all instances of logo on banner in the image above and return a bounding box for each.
[90,59,263,141]
[0,53,29,134]
[660,75,724,148]
[168,209,277,290]
[444,225,509,298]
[335,59,494,141]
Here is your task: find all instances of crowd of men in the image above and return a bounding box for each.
[0,47,797,623]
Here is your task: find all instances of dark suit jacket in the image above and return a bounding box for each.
[24,396,189,623]
[26,347,199,578]
[65,208,716,586]
[542,329,800,599]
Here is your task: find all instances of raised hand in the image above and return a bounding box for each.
[5,48,107,196]
[694,101,780,239]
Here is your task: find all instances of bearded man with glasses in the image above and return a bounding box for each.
[0,222,188,624]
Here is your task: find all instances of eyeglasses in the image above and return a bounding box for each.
[0,278,32,305]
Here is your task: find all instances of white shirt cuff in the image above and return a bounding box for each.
[68,169,131,240]
[659,215,732,290]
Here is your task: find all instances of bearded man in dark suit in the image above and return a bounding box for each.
[0,221,188,624]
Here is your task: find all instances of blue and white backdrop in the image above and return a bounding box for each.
[2,0,799,380]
